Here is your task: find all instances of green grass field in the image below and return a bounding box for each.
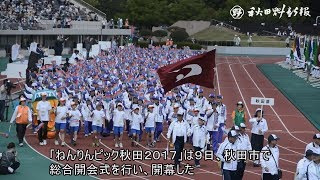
[192,26,289,47]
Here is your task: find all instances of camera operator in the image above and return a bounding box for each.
[3,79,16,96]
[0,142,20,175]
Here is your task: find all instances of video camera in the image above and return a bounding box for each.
[3,79,16,95]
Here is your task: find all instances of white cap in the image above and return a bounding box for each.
[41,92,48,96]
[240,123,246,128]
[132,104,139,110]
[20,97,26,101]
[173,103,180,108]
[256,108,262,112]
[117,103,123,107]
[31,82,37,86]
[59,98,66,101]
[234,125,240,130]
[177,109,184,115]
[228,130,238,137]
[148,104,154,108]
[237,101,243,105]
[71,101,76,106]
[194,107,200,112]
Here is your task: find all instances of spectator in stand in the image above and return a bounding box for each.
[0,0,99,30]
[124,19,129,29]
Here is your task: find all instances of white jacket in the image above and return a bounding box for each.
[260,145,280,175]
[295,157,312,180]
[216,104,227,124]
[188,125,210,149]
[304,161,320,180]
[167,120,190,144]
[216,140,238,171]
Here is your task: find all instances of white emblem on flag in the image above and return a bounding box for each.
[170,64,202,82]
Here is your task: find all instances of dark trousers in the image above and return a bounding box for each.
[223,169,238,180]
[0,162,20,175]
[16,123,27,144]
[262,173,279,180]
[251,133,264,151]
[236,160,246,180]
[174,136,184,166]
[0,100,5,121]
[38,120,48,142]
[154,122,163,140]
[193,146,202,165]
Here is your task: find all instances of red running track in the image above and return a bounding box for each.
[24,55,318,180]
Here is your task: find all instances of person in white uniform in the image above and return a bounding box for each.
[91,103,105,147]
[237,123,252,179]
[188,115,210,168]
[167,109,190,168]
[112,103,126,148]
[205,102,219,152]
[67,101,83,146]
[216,130,239,180]
[295,149,315,180]
[144,104,157,147]
[260,134,281,180]
[129,104,143,147]
[249,108,268,167]
[54,98,68,146]
[303,151,320,180]
[36,92,52,146]
[305,133,320,155]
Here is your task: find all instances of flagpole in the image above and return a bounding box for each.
[213,67,217,94]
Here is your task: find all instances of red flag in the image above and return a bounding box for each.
[157,49,216,93]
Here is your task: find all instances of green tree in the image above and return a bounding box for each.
[152,30,168,41]
[170,28,189,42]
[125,0,169,28]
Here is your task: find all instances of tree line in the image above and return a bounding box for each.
[86,0,314,28]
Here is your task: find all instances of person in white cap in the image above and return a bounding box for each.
[188,114,210,168]
[167,109,190,168]
[260,134,281,180]
[305,133,320,155]
[36,92,52,146]
[91,103,106,147]
[144,104,157,147]
[249,108,268,167]
[186,106,201,128]
[67,101,83,146]
[129,104,143,147]
[10,97,32,147]
[216,130,239,180]
[295,149,315,180]
[237,123,252,179]
[168,103,180,124]
[112,103,126,148]
[54,98,68,146]
[300,151,320,180]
